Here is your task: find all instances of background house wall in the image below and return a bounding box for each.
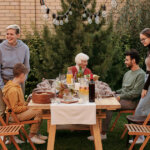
[0,0,123,39]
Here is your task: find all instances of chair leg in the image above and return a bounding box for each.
[99,119,102,133]
[10,136,20,150]
[21,127,37,150]
[110,112,121,132]
[19,131,25,142]
[139,136,150,150]
[121,127,128,139]
[0,137,8,150]
[47,120,50,133]
[128,135,139,150]
[126,132,130,147]
[90,125,93,136]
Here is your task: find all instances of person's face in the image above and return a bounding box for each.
[140,34,150,47]
[125,56,134,68]
[18,73,26,83]
[6,29,20,46]
[80,60,88,69]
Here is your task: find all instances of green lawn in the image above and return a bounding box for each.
[6,113,150,150]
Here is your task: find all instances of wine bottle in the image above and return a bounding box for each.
[78,66,83,78]
[89,74,95,102]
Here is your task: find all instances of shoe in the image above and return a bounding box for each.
[0,136,9,145]
[0,136,4,141]
[14,136,25,144]
[87,134,107,141]
[38,134,48,140]
[129,136,145,144]
[29,135,46,144]
[87,136,94,141]
[101,134,107,140]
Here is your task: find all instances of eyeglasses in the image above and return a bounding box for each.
[140,38,148,42]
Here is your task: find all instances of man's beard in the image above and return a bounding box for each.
[127,63,133,69]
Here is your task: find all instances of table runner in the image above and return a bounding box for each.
[51,103,96,125]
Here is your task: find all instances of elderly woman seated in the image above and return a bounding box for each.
[68,53,92,76]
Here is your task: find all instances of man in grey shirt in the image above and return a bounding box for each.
[0,24,30,117]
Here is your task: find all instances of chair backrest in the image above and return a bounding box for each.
[2,97,21,124]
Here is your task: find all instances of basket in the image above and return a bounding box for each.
[32,92,55,104]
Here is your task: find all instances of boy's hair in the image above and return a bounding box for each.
[125,49,140,64]
[13,63,28,77]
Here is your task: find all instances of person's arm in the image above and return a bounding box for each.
[119,73,145,100]
[143,74,150,90]
[24,47,30,74]
[0,51,4,89]
[116,89,122,94]
[8,91,28,113]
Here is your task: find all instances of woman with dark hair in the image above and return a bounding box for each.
[135,28,150,116]
[130,28,150,144]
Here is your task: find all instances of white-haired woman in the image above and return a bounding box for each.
[69,52,92,76]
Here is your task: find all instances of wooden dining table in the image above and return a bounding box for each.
[28,97,121,150]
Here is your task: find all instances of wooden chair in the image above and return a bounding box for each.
[121,115,147,139]
[0,116,22,150]
[3,97,38,126]
[125,113,150,150]
[110,110,135,132]
[3,97,37,150]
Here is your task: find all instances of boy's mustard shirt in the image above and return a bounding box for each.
[3,80,28,114]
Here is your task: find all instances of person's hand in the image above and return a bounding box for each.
[116,96,120,101]
[141,89,148,98]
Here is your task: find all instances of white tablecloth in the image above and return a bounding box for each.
[51,103,96,125]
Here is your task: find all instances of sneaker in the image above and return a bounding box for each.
[101,134,107,140]
[14,136,25,144]
[87,134,107,141]
[0,136,4,141]
[29,135,46,144]
[129,136,145,144]
[87,135,94,141]
[38,134,48,140]
[5,136,24,145]
[0,136,9,145]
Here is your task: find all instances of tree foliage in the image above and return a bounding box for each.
[25,0,150,95]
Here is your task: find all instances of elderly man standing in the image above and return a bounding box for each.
[0,25,30,119]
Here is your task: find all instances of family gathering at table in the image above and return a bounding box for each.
[0,24,150,150]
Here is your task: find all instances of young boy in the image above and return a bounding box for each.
[3,63,47,144]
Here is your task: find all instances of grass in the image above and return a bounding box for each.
[6,112,150,150]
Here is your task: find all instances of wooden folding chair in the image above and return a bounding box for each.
[110,109,135,132]
[3,97,37,150]
[121,115,147,139]
[125,113,150,150]
[0,116,22,150]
